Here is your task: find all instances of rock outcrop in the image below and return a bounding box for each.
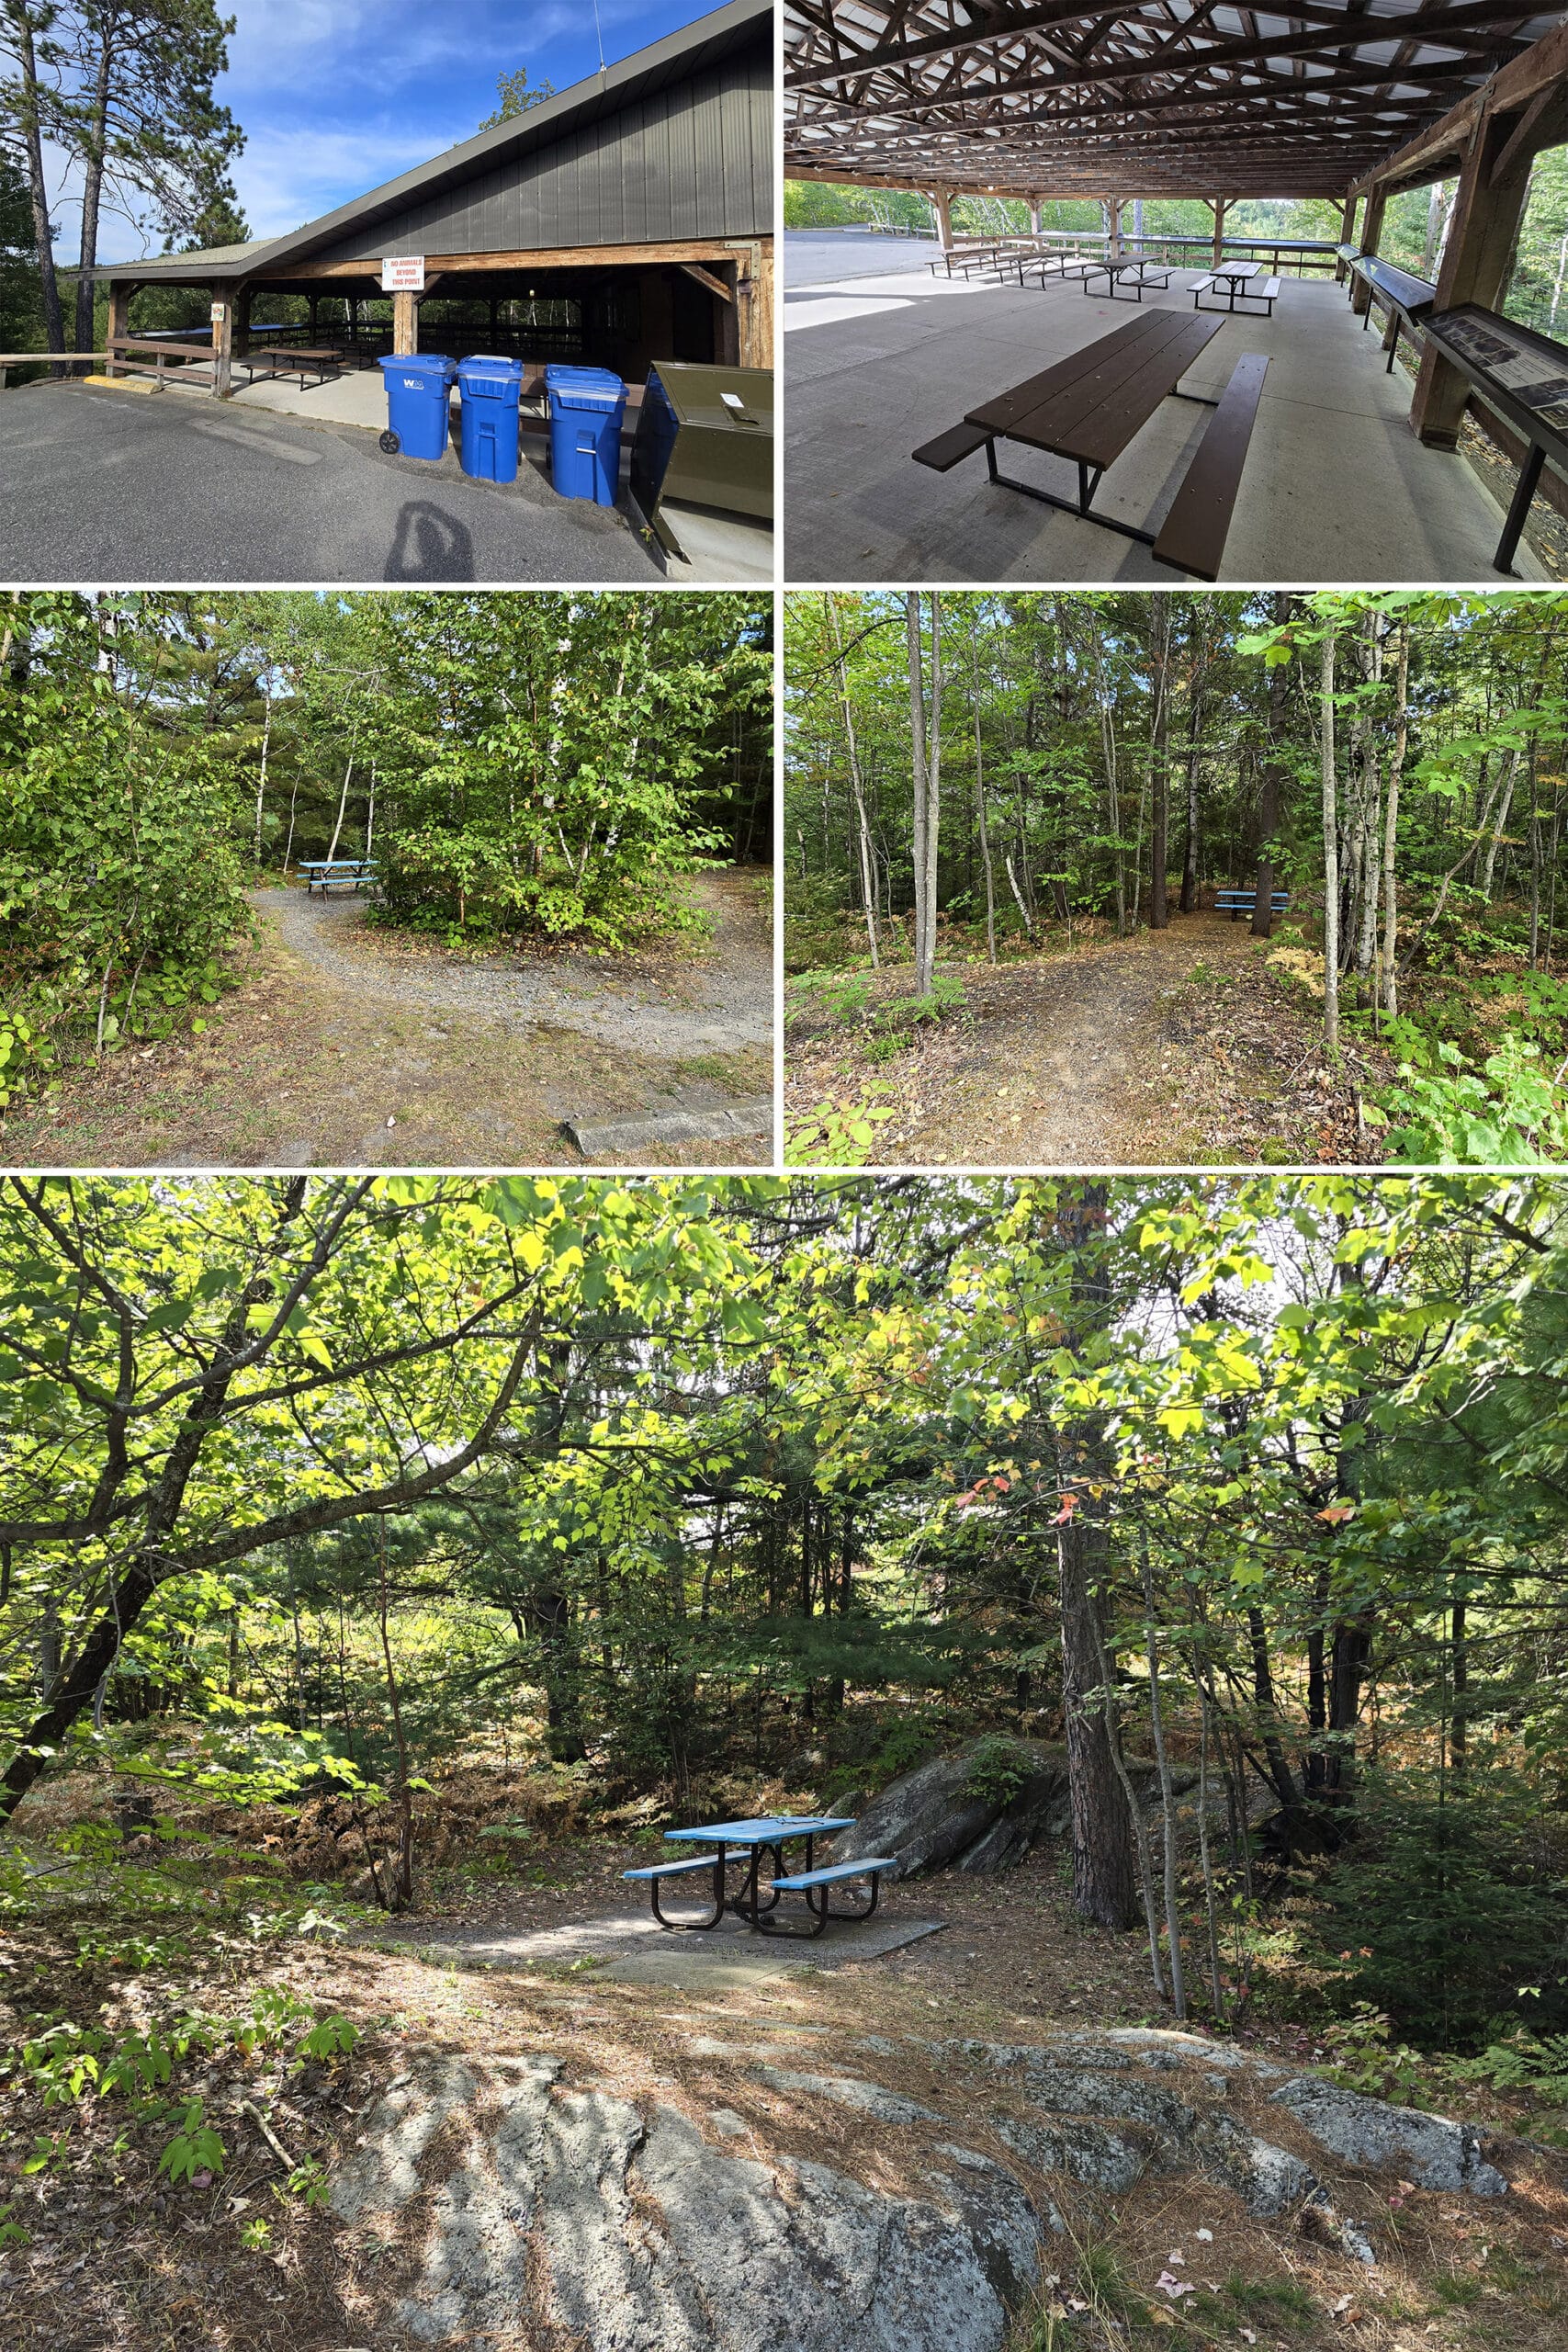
[328,2025,1511,2350]
[829,1738,1195,1877]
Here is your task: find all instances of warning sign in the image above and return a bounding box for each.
[381,256,425,291]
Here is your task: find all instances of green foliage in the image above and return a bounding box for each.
[1380,1029,1568,1166]
[363,594,771,948]
[1308,1767,1568,2049]
[784,1089,897,1164]
[961,1735,1034,1809]
[157,2098,225,2185]
[1318,2004,1428,2104]
[286,2154,333,2207]
[295,2014,358,2064]
[0,592,253,1098]
[1450,2030,1568,2103]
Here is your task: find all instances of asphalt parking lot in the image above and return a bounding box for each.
[0,382,658,582]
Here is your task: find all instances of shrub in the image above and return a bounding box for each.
[1308,1764,1568,2049]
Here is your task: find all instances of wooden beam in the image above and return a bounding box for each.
[262,239,771,283]
[391,288,418,351]
[679,261,733,302]
[1350,187,1387,313]
[1409,103,1539,447]
[1355,16,1568,194]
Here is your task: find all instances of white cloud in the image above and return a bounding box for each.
[231,120,475,240]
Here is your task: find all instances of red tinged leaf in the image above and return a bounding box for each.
[1052,1494,1078,1525]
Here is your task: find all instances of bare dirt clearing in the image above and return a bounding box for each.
[2,869,773,1170]
[787,913,1385,1167]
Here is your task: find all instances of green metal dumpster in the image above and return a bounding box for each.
[628,361,773,559]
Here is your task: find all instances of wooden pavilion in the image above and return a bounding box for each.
[784,2,1568,470]
[104,0,772,396]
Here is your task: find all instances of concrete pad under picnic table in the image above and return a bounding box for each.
[359,1907,947,1990]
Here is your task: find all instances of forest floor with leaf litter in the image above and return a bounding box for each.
[2,869,773,1170]
[787,913,1388,1167]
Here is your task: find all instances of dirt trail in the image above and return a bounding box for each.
[260,868,774,1058]
[788,911,1372,1167]
[4,869,774,1171]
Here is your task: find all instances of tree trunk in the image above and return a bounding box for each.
[1148,604,1171,931]
[1320,623,1341,1054]
[1141,1532,1187,2018]
[1053,1184,1139,1931]
[325,727,358,862]
[73,28,114,356]
[920,593,942,993]
[972,618,998,962]
[829,596,879,967]
[907,594,930,985]
[254,689,273,865]
[8,1,68,359]
[1179,673,1202,913]
[1381,623,1410,1016]
[1252,592,1292,938]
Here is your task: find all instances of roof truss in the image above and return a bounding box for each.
[784,0,1564,198]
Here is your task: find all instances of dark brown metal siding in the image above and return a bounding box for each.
[306,48,770,264]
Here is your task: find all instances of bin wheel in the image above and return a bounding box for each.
[378,429,400,455]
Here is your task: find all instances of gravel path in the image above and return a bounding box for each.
[254,868,773,1058]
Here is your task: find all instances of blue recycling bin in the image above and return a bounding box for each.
[377,353,457,461]
[545,364,627,505]
[457,354,524,483]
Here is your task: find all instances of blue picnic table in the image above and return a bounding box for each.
[623,1814,898,1940]
[299,858,378,896]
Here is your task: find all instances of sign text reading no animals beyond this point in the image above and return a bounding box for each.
[382,256,425,292]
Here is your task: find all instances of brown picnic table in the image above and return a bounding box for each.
[912,308,1270,579]
[236,345,343,390]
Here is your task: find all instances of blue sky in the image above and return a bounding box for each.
[69,0,738,261]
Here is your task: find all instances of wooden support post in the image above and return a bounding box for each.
[1337,194,1359,281]
[105,281,134,379]
[1350,187,1387,314]
[1211,197,1228,269]
[1108,196,1122,259]
[1410,109,1538,447]
[932,190,953,254]
[1029,199,1042,239]
[210,293,233,398]
[392,288,418,352]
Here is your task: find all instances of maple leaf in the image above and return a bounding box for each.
[1051,1494,1078,1525]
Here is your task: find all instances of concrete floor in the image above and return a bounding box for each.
[782,264,1544,584]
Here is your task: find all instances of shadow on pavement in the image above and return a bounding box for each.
[384,498,476,580]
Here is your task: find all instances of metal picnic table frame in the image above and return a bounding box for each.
[629,1814,894,1939]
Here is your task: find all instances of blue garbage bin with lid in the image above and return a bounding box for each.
[457,354,524,482]
[545,364,626,504]
[377,353,457,460]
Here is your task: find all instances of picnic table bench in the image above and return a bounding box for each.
[624,1815,897,1938]
[1191,264,1281,316]
[299,858,377,895]
[911,309,1269,580]
[1215,888,1291,920]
